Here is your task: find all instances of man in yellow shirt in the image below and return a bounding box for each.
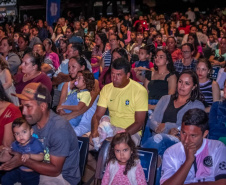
[91,57,148,145]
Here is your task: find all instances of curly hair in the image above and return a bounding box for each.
[107,132,139,175]
[77,70,95,92]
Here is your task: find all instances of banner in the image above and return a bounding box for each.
[46,0,60,27]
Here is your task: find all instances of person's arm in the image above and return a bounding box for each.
[168,74,177,95]
[91,106,107,138]
[57,102,87,112]
[21,153,44,162]
[52,73,71,86]
[2,69,13,90]
[0,151,66,177]
[194,52,201,60]
[126,111,147,135]
[209,55,225,66]
[57,82,68,108]
[212,81,220,102]
[62,80,100,120]
[162,143,196,185]
[41,63,52,73]
[2,122,14,148]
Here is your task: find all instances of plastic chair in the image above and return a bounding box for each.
[137,147,158,185]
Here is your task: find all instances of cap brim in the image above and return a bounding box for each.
[11,93,33,101]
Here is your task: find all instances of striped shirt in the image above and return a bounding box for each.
[200,79,213,107]
[102,50,111,67]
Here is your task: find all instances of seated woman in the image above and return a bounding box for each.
[166,36,182,62]
[0,37,21,75]
[57,56,100,136]
[43,38,60,70]
[187,33,203,60]
[14,52,52,94]
[142,70,205,155]
[209,79,226,142]
[196,59,220,113]
[136,49,177,110]
[0,57,19,106]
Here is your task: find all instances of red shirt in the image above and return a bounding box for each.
[0,103,21,145]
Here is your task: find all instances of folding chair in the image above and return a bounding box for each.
[137,148,158,185]
[77,137,89,178]
[94,140,111,185]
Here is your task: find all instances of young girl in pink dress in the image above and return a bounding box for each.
[102,132,147,185]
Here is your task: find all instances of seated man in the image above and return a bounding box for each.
[0,82,80,185]
[161,108,226,185]
[91,57,148,145]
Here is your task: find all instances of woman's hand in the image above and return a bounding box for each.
[56,106,66,115]
[155,123,165,134]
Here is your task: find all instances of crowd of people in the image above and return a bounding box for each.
[0,6,226,185]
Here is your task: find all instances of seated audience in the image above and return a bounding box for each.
[166,36,182,62]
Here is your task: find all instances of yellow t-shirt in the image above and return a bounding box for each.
[98,79,148,129]
[77,91,91,106]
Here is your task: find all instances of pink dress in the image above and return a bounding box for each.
[101,161,147,185]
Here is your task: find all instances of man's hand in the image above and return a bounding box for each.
[0,151,23,171]
[0,148,12,163]
[183,143,196,163]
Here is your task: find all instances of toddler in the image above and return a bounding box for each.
[101,132,147,185]
[1,117,44,185]
[57,70,95,128]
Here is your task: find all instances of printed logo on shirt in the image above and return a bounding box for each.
[125,99,130,106]
[203,156,213,167]
[219,162,226,170]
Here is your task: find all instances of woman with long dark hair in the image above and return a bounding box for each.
[142,70,205,154]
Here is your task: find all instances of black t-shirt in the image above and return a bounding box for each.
[162,96,187,123]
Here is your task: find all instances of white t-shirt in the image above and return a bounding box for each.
[160,139,226,184]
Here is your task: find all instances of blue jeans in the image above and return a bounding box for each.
[1,168,39,185]
[142,133,179,185]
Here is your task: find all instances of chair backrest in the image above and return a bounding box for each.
[95,140,158,185]
[137,148,158,185]
[95,140,111,179]
[77,136,89,177]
